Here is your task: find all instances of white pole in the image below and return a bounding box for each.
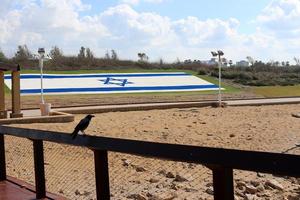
[39,56,44,104]
[218,55,222,107]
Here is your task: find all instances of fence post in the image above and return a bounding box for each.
[0,134,6,181]
[212,167,234,200]
[94,150,110,200]
[33,140,46,199]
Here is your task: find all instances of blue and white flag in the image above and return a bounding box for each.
[4,72,220,95]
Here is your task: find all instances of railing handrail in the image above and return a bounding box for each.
[1,125,300,177]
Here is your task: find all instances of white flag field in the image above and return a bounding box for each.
[4,72,221,95]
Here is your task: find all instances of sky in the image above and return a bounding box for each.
[1,0,300,63]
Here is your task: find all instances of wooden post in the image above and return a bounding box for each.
[212,167,234,200]
[33,140,46,199]
[0,71,7,119]
[94,150,110,200]
[0,134,6,181]
[10,70,23,118]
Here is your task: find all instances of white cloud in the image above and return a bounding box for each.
[120,0,140,5]
[257,0,300,37]
[0,0,299,62]
[120,0,167,5]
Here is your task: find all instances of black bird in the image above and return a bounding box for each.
[71,114,95,139]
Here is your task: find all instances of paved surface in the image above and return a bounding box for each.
[15,97,300,117]
[226,97,300,106]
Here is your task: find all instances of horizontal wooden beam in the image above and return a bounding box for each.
[0,63,20,71]
[0,125,300,177]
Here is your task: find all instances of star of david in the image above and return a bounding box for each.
[99,77,134,87]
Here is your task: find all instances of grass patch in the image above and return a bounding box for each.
[252,85,300,97]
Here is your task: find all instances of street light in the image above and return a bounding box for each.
[37,48,51,115]
[211,50,224,107]
[38,48,45,104]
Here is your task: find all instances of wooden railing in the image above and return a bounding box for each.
[0,125,300,200]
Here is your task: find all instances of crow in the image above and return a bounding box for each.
[71,114,95,139]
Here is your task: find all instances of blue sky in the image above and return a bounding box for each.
[1,0,300,63]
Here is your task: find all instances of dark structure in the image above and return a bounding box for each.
[0,125,300,200]
[0,62,23,119]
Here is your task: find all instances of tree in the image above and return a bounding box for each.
[294,57,300,66]
[86,48,94,60]
[49,46,63,60]
[137,53,148,62]
[14,45,32,61]
[0,48,6,62]
[105,50,110,59]
[111,49,118,60]
[286,61,290,66]
[78,46,86,59]
[159,58,164,66]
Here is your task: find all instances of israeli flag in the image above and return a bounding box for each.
[4,72,220,95]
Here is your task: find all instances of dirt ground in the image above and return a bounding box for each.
[5,104,300,200]
[5,90,258,110]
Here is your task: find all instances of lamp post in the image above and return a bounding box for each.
[211,50,224,107]
[37,48,51,116]
[38,48,45,104]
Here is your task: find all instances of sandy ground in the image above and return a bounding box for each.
[5,90,258,109]
[4,104,300,200]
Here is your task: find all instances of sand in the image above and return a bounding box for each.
[5,104,300,200]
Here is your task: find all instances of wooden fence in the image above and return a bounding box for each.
[0,125,300,200]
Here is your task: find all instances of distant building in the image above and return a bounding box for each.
[236,60,249,67]
[201,58,218,66]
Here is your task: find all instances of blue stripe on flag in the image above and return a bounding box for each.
[5,73,190,79]
[21,85,218,94]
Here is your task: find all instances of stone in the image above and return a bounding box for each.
[265,179,284,190]
[292,113,300,118]
[149,192,177,200]
[287,195,300,200]
[245,185,257,194]
[206,182,213,187]
[136,166,147,172]
[166,172,175,178]
[83,191,91,196]
[127,194,147,200]
[158,169,167,176]
[235,191,245,198]
[156,183,164,189]
[250,180,260,187]
[205,187,214,195]
[236,181,246,190]
[257,172,265,177]
[230,134,236,138]
[185,187,198,192]
[174,174,188,182]
[244,194,256,200]
[170,183,180,190]
[122,159,131,166]
[75,189,82,196]
[149,178,159,183]
[256,184,265,192]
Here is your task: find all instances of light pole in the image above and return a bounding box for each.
[38,48,45,104]
[37,48,51,115]
[211,50,224,107]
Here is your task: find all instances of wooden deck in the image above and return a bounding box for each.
[0,176,65,200]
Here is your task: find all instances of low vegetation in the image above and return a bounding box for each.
[1,45,300,87]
